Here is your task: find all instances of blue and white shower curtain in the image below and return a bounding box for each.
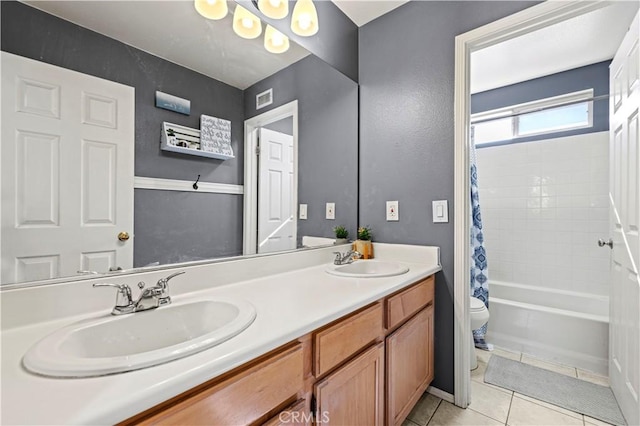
[470,130,492,350]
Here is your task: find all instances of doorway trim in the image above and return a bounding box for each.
[452,0,609,408]
[243,100,299,255]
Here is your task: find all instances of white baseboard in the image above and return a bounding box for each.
[134,176,243,194]
[427,386,455,404]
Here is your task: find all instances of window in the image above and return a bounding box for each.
[471,89,594,146]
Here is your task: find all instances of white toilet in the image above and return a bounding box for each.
[470,296,490,370]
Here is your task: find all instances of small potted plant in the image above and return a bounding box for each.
[353,226,374,259]
[333,225,349,245]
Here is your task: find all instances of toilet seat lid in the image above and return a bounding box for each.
[470,297,486,311]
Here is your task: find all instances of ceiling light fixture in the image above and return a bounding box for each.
[194,0,228,20]
[291,0,318,37]
[264,25,290,54]
[233,5,262,39]
[257,0,288,20]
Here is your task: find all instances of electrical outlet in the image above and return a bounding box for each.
[326,202,335,220]
[299,204,307,220]
[386,201,399,221]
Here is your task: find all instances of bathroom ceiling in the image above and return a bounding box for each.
[22,1,310,90]
[471,2,640,94]
[331,0,409,27]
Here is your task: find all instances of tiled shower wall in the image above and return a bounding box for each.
[475,132,610,296]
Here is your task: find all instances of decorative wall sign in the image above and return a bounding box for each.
[200,114,233,157]
[160,122,233,160]
[155,91,191,115]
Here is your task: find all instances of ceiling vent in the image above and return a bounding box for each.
[256,88,273,110]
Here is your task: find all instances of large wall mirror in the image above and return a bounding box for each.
[0,0,358,287]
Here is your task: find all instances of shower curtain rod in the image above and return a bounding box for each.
[470,93,610,125]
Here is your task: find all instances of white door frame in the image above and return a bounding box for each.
[452,0,610,408]
[243,100,298,255]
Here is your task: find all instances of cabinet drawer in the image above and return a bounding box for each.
[140,344,304,425]
[314,303,383,377]
[386,275,434,330]
[263,399,309,426]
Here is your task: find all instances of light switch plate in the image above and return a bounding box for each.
[299,204,307,220]
[326,202,335,220]
[386,201,399,221]
[432,200,448,223]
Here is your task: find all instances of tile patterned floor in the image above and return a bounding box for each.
[402,348,614,426]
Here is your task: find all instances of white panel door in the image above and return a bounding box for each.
[257,128,296,254]
[1,52,135,284]
[609,12,640,426]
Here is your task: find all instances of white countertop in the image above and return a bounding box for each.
[1,243,441,425]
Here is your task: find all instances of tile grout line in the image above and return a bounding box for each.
[504,391,515,426]
[512,393,585,422]
[506,351,519,425]
[466,404,511,425]
[426,398,443,426]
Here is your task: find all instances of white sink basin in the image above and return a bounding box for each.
[325,260,409,278]
[23,299,256,378]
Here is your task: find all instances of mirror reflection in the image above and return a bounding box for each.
[0,0,358,286]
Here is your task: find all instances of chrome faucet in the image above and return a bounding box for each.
[93,271,185,315]
[137,271,185,310]
[333,250,360,265]
[93,282,135,315]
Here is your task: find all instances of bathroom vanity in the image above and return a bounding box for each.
[0,243,441,425]
[126,275,434,425]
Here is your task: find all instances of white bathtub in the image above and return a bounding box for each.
[487,280,609,375]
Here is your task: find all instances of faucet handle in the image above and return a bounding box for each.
[157,271,185,290]
[93,282,130,292]
[93,283,134,311]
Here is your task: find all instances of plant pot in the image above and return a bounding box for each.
[353,240,373,259]
[335,238,349,245]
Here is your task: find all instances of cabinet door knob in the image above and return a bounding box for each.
[118,231,130,242]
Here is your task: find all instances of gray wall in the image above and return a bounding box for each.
[359,0,540,394]
[245,55,359,244]
[471,60,610,146]
[1,1,245,265]
[264,117,294,134]
[239,0,359,82]
[134,190,243,266]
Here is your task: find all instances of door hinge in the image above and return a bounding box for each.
[255,145,260,156]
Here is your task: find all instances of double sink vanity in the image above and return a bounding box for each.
[1,243,441,425]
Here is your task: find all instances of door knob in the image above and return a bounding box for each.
[118,231,130,242]
[597,238,613,249]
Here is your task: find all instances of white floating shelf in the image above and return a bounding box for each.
[160,122,234,160]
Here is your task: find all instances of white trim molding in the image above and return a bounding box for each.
[134,176,243,194]
[453,0,609,409]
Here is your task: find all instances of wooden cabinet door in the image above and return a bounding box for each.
[386,305,434,426]
[314,343,385,426]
